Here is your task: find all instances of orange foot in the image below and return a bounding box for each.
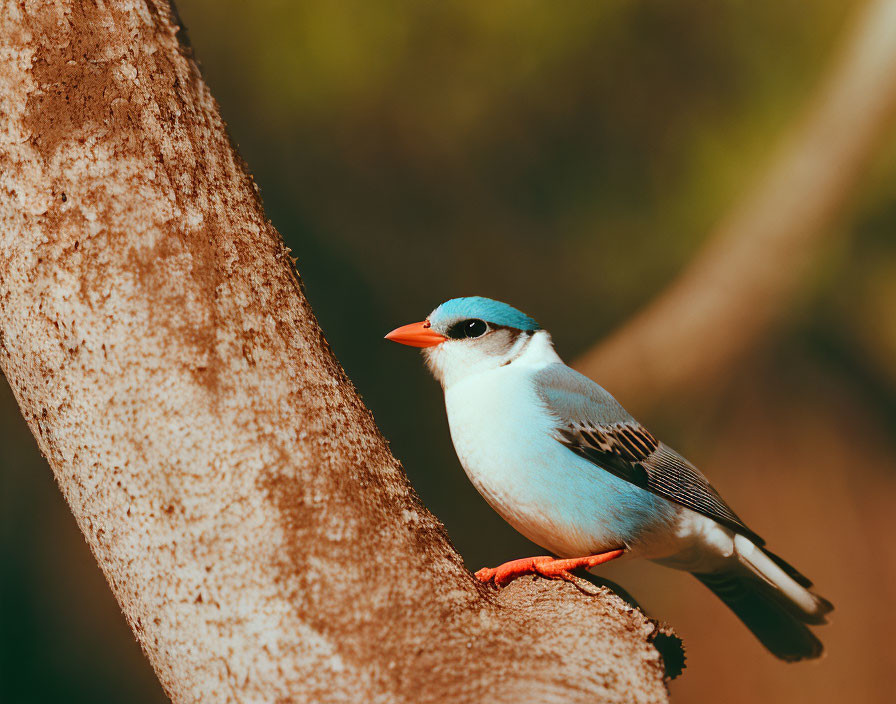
[474,549,625,588]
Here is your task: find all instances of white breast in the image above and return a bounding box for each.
[445,362,574,552]
[443,334,646,556]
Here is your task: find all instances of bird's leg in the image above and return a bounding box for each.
[475,549,625,589]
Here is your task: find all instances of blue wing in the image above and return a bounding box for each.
[533,363,765,545]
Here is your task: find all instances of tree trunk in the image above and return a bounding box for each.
[0,2,677,702]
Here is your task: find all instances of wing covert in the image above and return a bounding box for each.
[534,364,764,544]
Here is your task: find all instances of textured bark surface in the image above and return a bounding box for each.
[0,2,677,702]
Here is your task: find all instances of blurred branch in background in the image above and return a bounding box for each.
[575,0,896,413]
[564,4,896,701]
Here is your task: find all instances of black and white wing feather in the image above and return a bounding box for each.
[533,363,765,545]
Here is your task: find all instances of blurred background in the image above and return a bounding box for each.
[3,0,896,701]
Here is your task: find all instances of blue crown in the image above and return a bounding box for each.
[430,297,541,331]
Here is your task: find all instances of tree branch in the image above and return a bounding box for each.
[0,2,677,702]
[574,0,896,412]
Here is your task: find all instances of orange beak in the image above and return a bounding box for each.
[384,320,447,348]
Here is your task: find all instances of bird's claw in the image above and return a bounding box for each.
[475,556,555,588]
[475,549,625,590]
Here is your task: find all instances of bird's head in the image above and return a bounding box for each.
[385,296,543,387]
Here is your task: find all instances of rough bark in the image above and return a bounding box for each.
[0,2,677,702]
[574,0,896,413]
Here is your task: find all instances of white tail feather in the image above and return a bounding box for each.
[733,534,829,623]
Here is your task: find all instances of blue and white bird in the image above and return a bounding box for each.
[385,296,832,661]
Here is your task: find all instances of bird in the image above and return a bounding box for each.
[385,296,832,661]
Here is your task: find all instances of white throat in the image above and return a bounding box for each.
[507,330,562,371]
[425,329,562,389]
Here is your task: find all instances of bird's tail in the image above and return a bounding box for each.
[694,535,833,662]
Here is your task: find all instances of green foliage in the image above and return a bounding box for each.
[180,0,879,350]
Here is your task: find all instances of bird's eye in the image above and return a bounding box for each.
[446,318,489,339]
[463,319,487,338]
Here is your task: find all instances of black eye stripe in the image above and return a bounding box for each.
[446,318,488,339]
